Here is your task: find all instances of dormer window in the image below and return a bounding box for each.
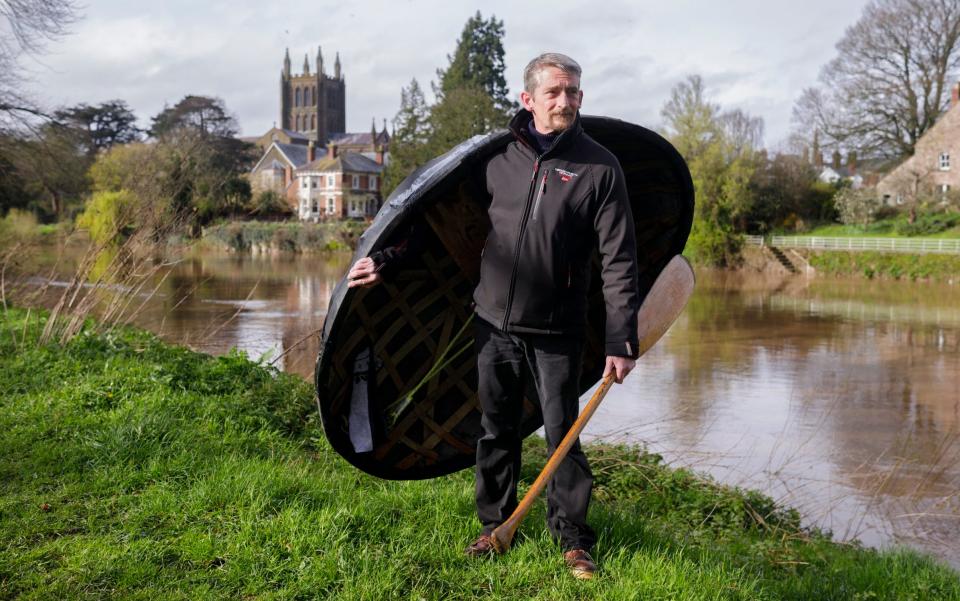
[939,152,950,170]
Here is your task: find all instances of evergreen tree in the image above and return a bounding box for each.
[149,95,238,139]
[383,13,515,195]
[427,85,504,155]
[422,12,512,158]
[54,100,140,156]
[436,11,515,114]
[383,79,430,196]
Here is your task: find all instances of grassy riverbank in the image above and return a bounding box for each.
[789,212,960,238]
[201,220,367,254]
[803,250,960,282]
[1,310,958,599]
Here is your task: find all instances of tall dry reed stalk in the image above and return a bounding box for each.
[2,201,188,347]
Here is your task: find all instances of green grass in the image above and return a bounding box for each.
[1,309,958,600]
[805,251,960,281]
[789,213,960,239]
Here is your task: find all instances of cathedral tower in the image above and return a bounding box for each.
[280,46,346,143]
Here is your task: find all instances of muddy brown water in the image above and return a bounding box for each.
[15,248,960,568]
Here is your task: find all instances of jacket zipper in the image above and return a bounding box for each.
[500,156,541,331]
[531,172,547,221]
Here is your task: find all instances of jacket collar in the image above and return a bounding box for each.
[508,109,583,159]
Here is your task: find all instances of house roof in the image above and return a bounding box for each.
[329,132,375,146]
[275,142,311,167]
[296,151,384,174]
[250,141,322,173]
[329,130,390,146]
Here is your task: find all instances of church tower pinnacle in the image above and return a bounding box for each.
[334,52,341,79]
[279,45,345,142]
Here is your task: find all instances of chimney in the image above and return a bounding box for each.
[327,142,338,159]
[284,165,292,187]
[847,151,857,175]
[307,140,315,163]
[952,82,959,108]
[832,150,841,170]
[375,144,384,165]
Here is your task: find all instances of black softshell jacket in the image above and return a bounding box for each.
[473,110,641,358]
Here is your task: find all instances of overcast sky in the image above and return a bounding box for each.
[19,0,869,148]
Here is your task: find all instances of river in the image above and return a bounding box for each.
[16,246,960,568]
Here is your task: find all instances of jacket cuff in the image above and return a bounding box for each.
[605,340,639,359]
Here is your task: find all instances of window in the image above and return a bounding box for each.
[295,88,301,107]
[369,176,378,191]
[326,175,335,188]
[940,152,950,171]
[301,177,308,189]
[296,115,301,131]
[312,200,318,213]
[305,87,312,106]
[311,114,316,130]
[311,177,317,188]
[896,194,904,205]
[941,184,951,195]
[327,197,335,214]
[352,174,360,189]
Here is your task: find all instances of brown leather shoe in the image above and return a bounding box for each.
[464,534,497,557]
[563,549,597,580]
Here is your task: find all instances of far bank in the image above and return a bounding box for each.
[197,220,960,284]
[740,244,960,283]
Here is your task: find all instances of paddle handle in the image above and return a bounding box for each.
[490,373,615,553]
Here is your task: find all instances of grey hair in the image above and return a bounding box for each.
[523,53,582,94]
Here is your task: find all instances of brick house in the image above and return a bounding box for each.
[249,141,319,205]
[294,143,384,221]
[877,83,960,205]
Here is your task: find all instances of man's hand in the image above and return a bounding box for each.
[603,355,635,384]
[347,257,382,288]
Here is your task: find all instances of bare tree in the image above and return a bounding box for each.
[0,0,79,129]
[720,108,765,156]
[793,0,960,160]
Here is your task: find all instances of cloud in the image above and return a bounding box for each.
[27,0,870,144]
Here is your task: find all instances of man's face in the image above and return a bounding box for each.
[520,66,583,134]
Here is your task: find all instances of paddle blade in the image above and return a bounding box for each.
[635,255,696,358]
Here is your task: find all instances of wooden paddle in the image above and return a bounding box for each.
[489,254,696,553]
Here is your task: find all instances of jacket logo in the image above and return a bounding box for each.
[554,168,579,183]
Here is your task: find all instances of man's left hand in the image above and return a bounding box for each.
[603,356,636,384]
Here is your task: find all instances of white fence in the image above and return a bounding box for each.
[745,235,960,255]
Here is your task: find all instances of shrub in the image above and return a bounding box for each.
[75,190,137,245]
[0,208,40,248]
[834,188,883,227]
[894,212,960,236]
[686,218,743,267]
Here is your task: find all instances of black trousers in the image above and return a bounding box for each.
[473,317,596,551]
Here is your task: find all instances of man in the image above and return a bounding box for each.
[348,53,639,579]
